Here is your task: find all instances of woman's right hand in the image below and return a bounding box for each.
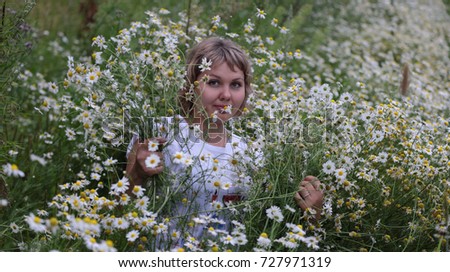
[294,176,323,221]
[126,137,166,189]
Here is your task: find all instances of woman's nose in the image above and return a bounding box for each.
[220,86,231,100]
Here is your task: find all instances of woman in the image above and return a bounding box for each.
[126,37,323,242]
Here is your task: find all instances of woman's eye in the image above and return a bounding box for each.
[231,82,243,89]
[207,80,220,87]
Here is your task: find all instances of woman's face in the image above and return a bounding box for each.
[194,62,246,122]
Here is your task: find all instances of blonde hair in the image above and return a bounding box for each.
[178,37,253,117]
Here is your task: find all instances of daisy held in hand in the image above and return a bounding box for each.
[125,137,166,189]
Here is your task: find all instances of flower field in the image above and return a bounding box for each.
[1,0,450,252]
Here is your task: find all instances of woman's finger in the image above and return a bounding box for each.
[142,165,164,176]
[299,180,315,197]
[151,137,167,145]
[294,192,309,210]
[302,176,321,190]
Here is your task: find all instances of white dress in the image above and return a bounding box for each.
[128,116,252,246]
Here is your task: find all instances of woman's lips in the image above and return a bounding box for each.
[213,105,233,114]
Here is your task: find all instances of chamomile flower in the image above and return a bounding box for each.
[256,8,266,19]
[171,230,181,240]
[110,177,130,195]
[10,222,20,233]
[360,112,374,123]
[90,172,101,181]
[183,155,193,167]
[211,200,224,210]
[126,230,140,242]
[131,185,146,198]
[94,240,117,252]
[211,111,219,123]
[2,163,25,178]
[145,154,161,169]
[84,237,98,250]
[114,217,130,230]
[275,237,298,249]
[221,234,236,245]
[322,160,336,175]
[221,181,232,190]
[377,151,389,163]
[304,236,320,250]
[266,206,284,222]
[153,223,168,234]
[158,8,170,14]
[193,217,207,225]
[279,26,289,34]
[257,233,271,248]
[371,130,385,143]
[48,82,58,94]
[119,194,131,205]
[207,226,218,236]
[103,157,118,166]
[91,35,107,49]
[339,92,353,103]
[173,152,184,164]
[271,18,279,27]
[25,213,47,233]
[86,71,99,84]
[244,19,254,33]
[65,128,76,140]
[335,168,347,181]
[233,232,248,245]
[135,196,150,211]
[71,179,89,191]
[211,15,221,25]
[46,217,59,234]
[211,179,222,189]
[221,105,233,114]
[199,57,213,72]
[139,50,153,64]
[148,140,159,152]
[284,205,296,213]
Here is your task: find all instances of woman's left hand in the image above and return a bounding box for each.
[294,176,323,221]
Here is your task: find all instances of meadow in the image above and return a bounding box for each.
[1,0,450,252]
